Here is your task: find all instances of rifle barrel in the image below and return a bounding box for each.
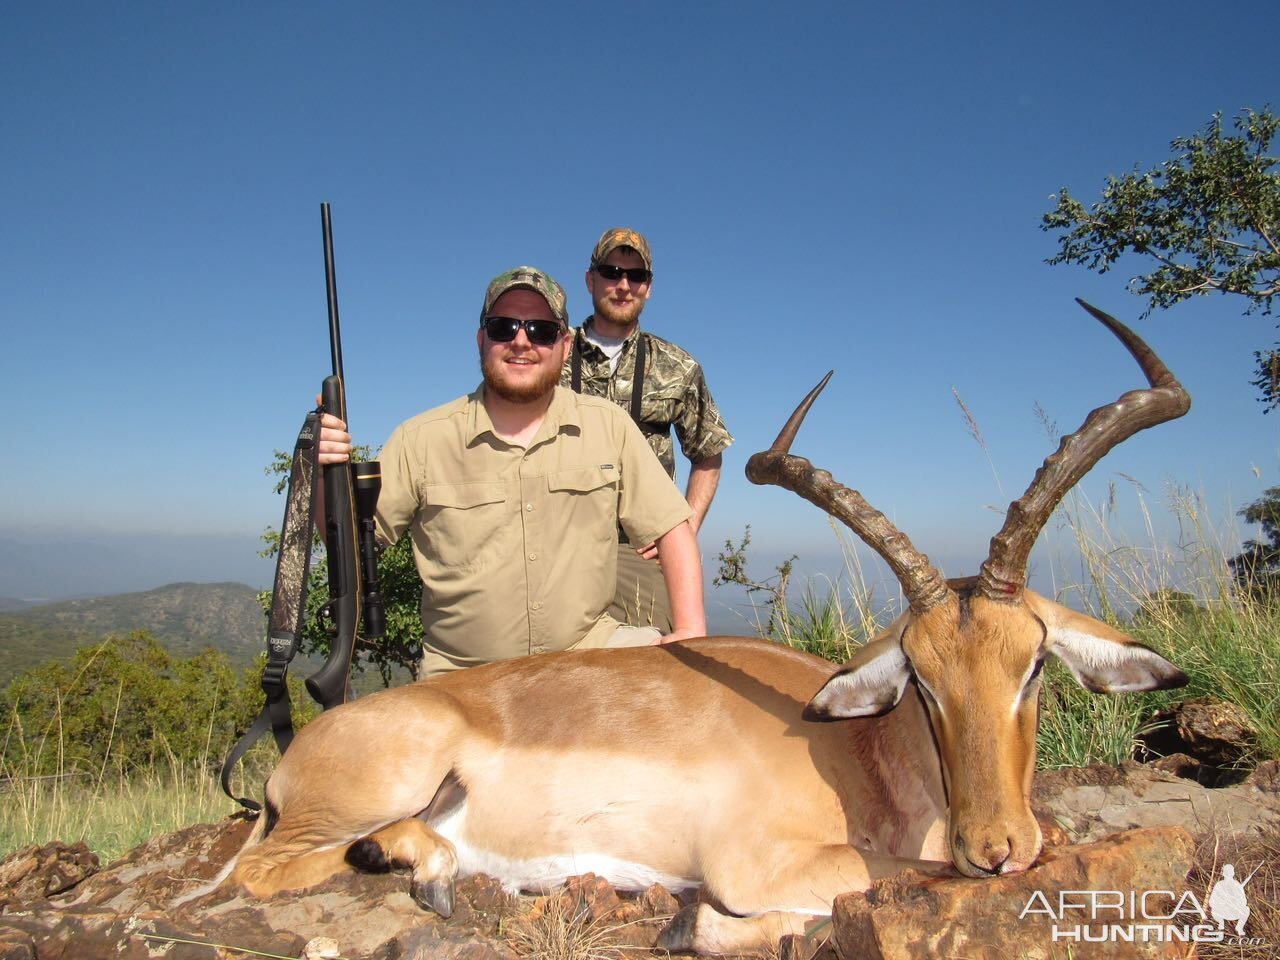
[321,202,344,383]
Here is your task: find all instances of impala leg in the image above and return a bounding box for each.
[661,842,945,954]
[657,904,823,955]
[232,836,356,897]
[347,818,459,918]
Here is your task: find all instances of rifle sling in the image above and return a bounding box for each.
[220,410,321,812]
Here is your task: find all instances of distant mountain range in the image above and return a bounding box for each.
[0,582,270,685]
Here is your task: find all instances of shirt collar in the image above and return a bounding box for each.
[579,315,642,356]
[466,385,581,447]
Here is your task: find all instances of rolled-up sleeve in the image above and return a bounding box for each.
[373,424,421,547]
[617,416,693,546]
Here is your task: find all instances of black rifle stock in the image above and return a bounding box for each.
[306,204,384,710]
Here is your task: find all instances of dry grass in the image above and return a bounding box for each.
[1192,824,1280,957]
[504,894,625,960]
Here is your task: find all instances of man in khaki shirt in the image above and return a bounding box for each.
[318,266,706,676]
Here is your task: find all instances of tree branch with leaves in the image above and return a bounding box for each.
[1042,106,1280,409]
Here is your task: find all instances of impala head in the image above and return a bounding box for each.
[747,300,1190,878]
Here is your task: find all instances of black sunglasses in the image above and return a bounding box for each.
[594,263,653,284]
[483,316,564,346]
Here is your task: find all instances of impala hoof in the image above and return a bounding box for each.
[411,876,455,918]
[655,903,700,953]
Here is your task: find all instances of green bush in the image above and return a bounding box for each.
[2,631,270,777]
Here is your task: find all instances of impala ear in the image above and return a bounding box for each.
[804,634,912,720]
[1024,591,1189,694]
[1050,632,1188,694]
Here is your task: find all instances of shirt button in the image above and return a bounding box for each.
[525,503,533,511]
[532,601,542,610]
[528,553,537,561]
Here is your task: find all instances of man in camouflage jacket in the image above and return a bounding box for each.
[562,228,733,632]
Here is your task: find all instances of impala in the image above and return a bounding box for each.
[217,300,1189,954]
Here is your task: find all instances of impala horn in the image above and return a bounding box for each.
[746,371,951,614]
[975,299,1191,602]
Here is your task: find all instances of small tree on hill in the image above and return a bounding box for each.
[1042,106,1280,409]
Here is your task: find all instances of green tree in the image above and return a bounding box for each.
[261,448,423,687]
[1042,106,1280,409]
[1,631,262,776]
[1228,487,1280,600]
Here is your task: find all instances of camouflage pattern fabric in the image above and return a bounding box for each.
[590,227,653,271]
[480,266,569,327]
[561,321,733,478]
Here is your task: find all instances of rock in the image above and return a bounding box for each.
[639,881,681,918]
[392,926,520,960]
[302,936,341,959]
[1136,697,1259,778]
[1033,760,1280,845]
[561,872,623,922]
[1246,757,1280,791]
[0,841,99,908]
[1148,752,1203,780]
[831,827,1197,959]
[0,821,697,958]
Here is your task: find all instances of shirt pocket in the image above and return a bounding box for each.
[637,387,681,437]
[547,466,619,542]
[420,481,509,573]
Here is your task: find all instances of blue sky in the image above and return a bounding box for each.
[2,2,1277,616]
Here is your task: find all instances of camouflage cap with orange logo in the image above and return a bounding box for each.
[589,227,653,272]
[480,266,569,328]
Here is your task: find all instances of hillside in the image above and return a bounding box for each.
[0,582,268,685]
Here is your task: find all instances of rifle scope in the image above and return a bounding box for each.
[353,461,386,639]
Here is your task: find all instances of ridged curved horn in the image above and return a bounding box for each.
[746,372,951,614]
[976,299,1191,602]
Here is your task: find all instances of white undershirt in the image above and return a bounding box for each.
[583,327,629,375]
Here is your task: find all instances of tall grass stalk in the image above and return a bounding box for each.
[0,757,242,864]
[1,691,272,863]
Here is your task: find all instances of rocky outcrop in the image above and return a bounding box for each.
[0,819,687,959]
[831,827,1197,959]
[1136,696,1262,783]
[1,761,1275,958]
[1033,758,1280,843]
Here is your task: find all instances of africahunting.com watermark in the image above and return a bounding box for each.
[1019,863,1266,946]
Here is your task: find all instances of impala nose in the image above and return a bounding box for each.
[955,831,1012,875]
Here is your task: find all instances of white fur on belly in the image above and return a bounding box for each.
[430,801,699,895]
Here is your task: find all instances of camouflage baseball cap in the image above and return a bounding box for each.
[590,227,652,272]
[480,266,569,327]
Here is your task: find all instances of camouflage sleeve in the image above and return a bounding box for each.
[674,363,734,464]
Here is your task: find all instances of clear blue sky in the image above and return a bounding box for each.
[2,2,1276,612]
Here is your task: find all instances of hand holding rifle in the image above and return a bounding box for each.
[315,403,353,465]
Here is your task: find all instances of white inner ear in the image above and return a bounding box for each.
[1050,624,1182,693]
[809,642,911,718]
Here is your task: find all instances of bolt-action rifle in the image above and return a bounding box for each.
[221,203,384,809]
[307,202,386,709]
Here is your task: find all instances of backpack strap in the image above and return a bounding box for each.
[570,332,582,393]
[570,327,647,427]
[630,333,646,424]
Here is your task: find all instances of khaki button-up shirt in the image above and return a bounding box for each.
[375,386,692,666]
